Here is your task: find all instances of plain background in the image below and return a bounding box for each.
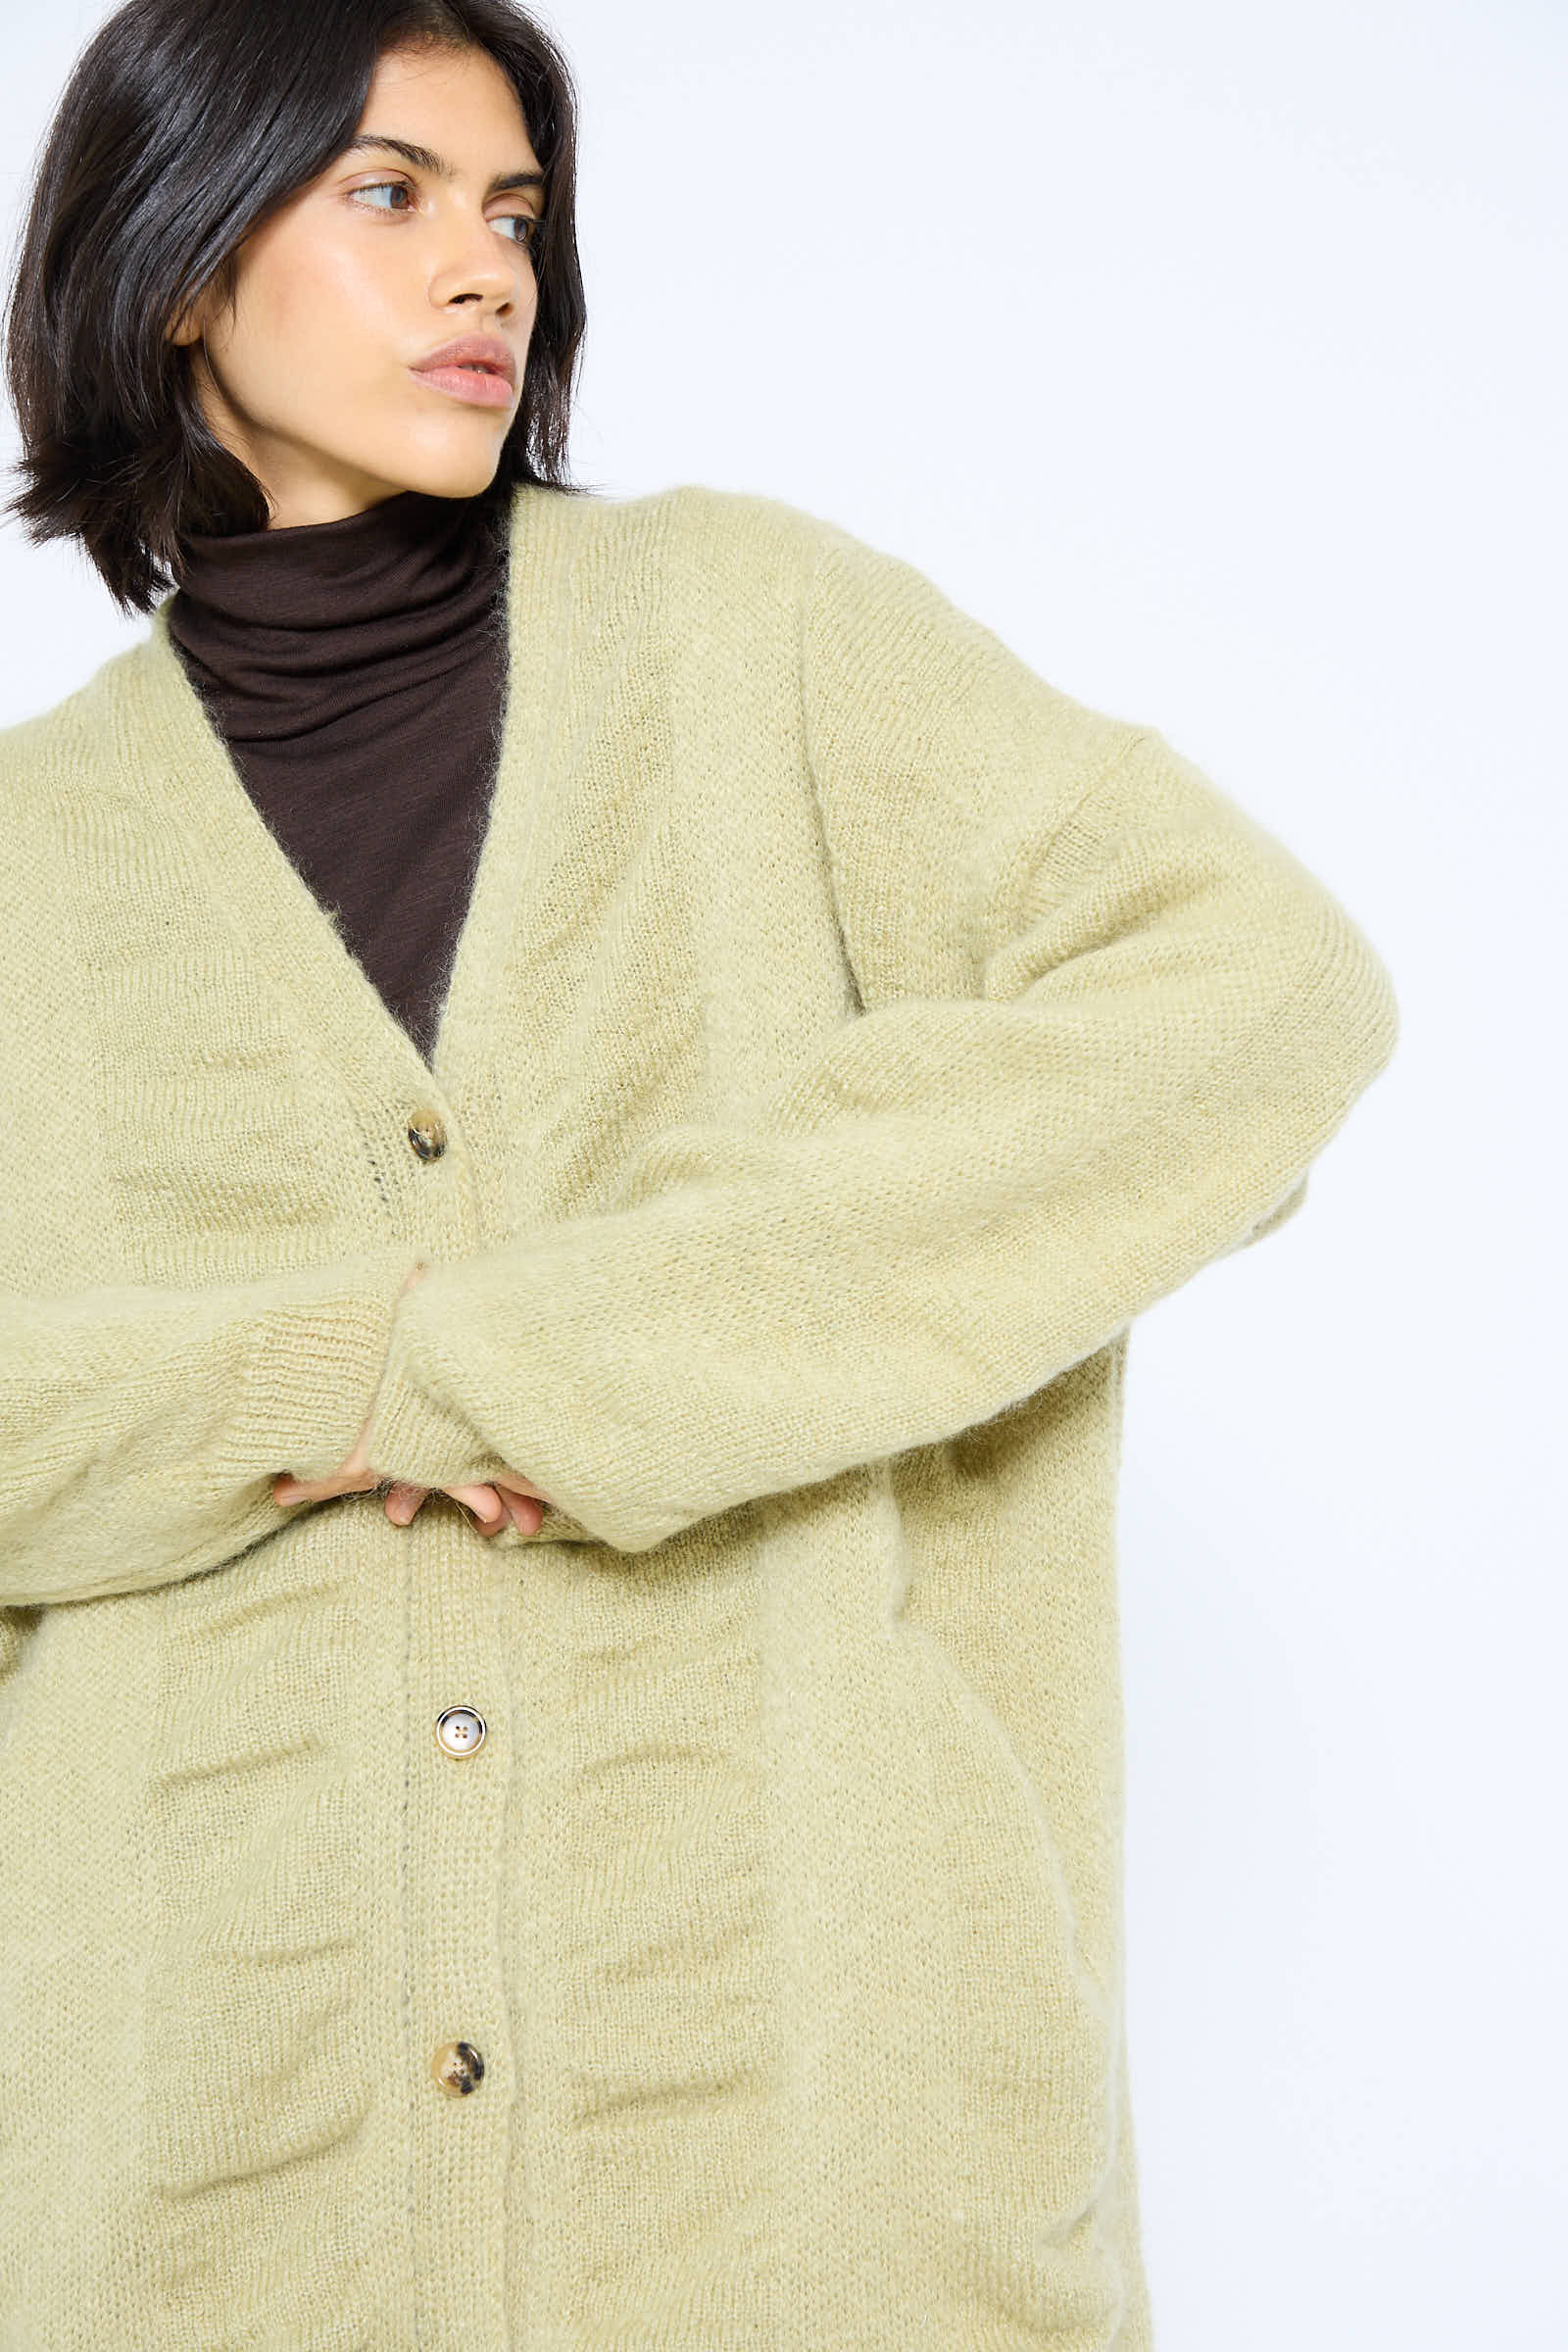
[2,3,1562,2343]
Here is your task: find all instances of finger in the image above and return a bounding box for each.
[384,1484,426,1526]
[490,1474,551,1502]
[274,1473,325,1504]
[273,1472,376,1505]
[502,1490,545,1533]
[448,1484,508,1532]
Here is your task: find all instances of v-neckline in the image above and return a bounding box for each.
[122,481,577,1122]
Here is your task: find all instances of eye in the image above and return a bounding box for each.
[351,180,540,251]
[351,179,416,215]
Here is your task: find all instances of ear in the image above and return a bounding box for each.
[166,297,206,349]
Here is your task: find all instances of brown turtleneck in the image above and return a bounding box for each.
[165,485,512,1068]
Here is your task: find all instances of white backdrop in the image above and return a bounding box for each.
[3,3,1562,2344]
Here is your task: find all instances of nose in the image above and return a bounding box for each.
[432,263,518,314]
[428,215,528,314]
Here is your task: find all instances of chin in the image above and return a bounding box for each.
[392,444,509,503]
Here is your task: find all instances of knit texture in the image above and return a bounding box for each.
[0,478,1397,2349]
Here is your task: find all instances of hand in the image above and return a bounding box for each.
[382,1468,551,1536]
[271,1262,554,1536]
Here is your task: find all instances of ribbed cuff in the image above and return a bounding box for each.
[242,1245,420,1483]
[356,1271,509,1492]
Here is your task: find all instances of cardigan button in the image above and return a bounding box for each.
[434,1705,486,1758]
[407,1108,447,1160]
[430,2039,485,2096]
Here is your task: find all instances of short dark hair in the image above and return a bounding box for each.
[1,0,592,614]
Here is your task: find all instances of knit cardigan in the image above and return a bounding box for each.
[0,478,1397,2351]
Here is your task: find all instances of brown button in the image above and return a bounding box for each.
[430,2039,485,2096]
[407,1108,447,1160]
[434,1705,486,1758]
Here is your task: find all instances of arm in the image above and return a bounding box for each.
[0,1243,468,1606]
[360,519,1399,1553]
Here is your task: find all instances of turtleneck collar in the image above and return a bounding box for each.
[165,484,511,743]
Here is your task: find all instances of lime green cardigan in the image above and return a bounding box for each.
[0,479,1396,2347]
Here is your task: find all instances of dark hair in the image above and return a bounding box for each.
[0,0,592,614]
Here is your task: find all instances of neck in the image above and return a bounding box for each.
[164,486,509,745]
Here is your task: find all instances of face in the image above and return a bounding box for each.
[170,42,541,528]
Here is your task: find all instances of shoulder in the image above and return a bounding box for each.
[0,633,147,821]
[530,477,893,602]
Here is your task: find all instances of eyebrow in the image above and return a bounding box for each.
[341,133,545,202]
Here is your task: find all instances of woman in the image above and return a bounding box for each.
[0,2,1398,2346]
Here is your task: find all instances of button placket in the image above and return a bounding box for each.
[429,1706,487,2082]
[402,1098,503,2141]
[427,1702,488,2094]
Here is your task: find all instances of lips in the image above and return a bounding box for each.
[411,333,516,388]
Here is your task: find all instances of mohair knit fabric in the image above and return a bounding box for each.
[0,477,1398,2350]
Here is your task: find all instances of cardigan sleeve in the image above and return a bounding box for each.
[359,519,1399,1553]
[0,1244,430,1606]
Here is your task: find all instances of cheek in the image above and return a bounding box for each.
[238,229,397,384]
